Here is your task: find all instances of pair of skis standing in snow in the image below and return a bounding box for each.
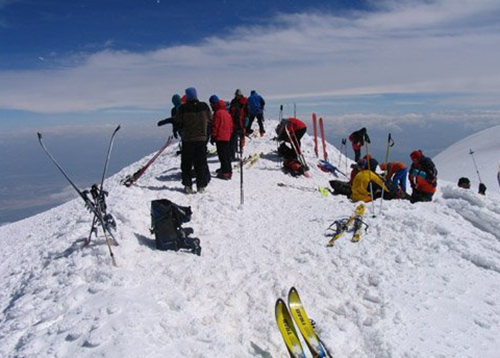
[37,126,180,266]
[37,126,122,266]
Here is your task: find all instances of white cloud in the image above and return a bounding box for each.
[1,0,500,113]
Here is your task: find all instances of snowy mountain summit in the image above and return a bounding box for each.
[1,121,500,358]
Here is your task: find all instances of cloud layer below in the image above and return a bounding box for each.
[1,0,500,114]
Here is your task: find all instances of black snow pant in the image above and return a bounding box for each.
[181,141,208,189]
[353,148,361,162]
[229,130,238,161]
[216,141,232,174]
[410,190,433,203]
[247,113,265,134]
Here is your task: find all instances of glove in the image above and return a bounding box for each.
[478,183,487,195]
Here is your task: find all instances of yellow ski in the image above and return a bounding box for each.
[246,152,264,169]
[275,299,307,358]
[288,287,329,358]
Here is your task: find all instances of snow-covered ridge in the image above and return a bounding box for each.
[434,124,500,192]
[1,121,499,358]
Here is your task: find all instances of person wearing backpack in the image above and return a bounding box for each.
[246,90,266,136]
[276,117,307,148]
[349,127,366,162]
[210,96,233,180]
[174,87,212,194]
[351,157,390,202]
[409,150,437,203]
[229,89,247,161]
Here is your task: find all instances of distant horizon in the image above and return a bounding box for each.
[2,116,499,225]
[2,0,500,223]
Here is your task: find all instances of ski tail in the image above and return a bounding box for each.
[275,298,307,358]
[121,136,173,186]
[319,117,327,161]
[288,287,327,358]
[313,113,318,158]
[100,125,121,190]
[37,133,88,202]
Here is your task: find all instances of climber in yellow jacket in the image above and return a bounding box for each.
[351,157,392,202]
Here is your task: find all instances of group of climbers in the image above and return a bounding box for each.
[343,127,488,203]
[328,129,441,204]
[159,90,485,200]
[159,87,266,194]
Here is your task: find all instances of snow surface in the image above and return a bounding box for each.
[434,124,500,193]
[1,121,500,358]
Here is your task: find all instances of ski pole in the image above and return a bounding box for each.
[343,138,348,175]
[240,135,244,206]
[278,105,284,169]
[363,130,377,218]
[319,117,327,161]
[379,133,395,215]
[339,138,345,168]
[313,113,318,158]
[469,149,483,184]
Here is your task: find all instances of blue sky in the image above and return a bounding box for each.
[1,0,500,124]
[2,0,500,224]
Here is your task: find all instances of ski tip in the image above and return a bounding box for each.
[275,298,286,311]
[37,132,42,139]
[115,124,122,132]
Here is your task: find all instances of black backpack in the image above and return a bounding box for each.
[150,199,201,255]
[278,142,297,160]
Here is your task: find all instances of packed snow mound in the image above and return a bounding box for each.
[1,120,500,358]
[434,124,500,193]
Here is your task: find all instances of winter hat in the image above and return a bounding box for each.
[410,150,422,162]
[185,87,198,101]
[458,177,471,188]
[209,95,219,104]
[250,90,256,95]
[234,89,243,96]
[172,94,182,107]
[362,157,379,171]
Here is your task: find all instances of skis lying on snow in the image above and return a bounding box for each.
[276,287,333,358]
[121,135,173,187]
[277,183,328,197]
[234,152,264,170]
[317,160,347,178]
[326,203,368,246]
[37,126,120,267]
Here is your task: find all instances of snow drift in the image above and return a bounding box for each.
[1,120,499,358]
